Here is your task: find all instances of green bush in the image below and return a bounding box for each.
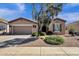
[32,32,45,36]
[38,32,45,36]
[32,32,37,36]
[44,36,64,45]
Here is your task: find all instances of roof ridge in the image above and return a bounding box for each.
[8,17,37,24]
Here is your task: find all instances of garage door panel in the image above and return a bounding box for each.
[13,26,32,34]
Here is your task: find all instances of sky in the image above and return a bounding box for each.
[0,3,79,24]
[58,3,79,24]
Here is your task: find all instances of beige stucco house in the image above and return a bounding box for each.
[0,18,66,35]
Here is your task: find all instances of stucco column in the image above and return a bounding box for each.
[6,24,9,34]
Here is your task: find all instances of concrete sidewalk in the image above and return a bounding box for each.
[0,47,79,56]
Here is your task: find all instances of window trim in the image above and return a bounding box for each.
[53,23,61,32]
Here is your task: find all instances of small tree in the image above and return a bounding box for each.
[32,4,44,36]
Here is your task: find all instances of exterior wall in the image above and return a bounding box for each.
[32,24,38,33]
[49,19,65,35]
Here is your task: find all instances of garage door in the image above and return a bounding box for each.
[13,26,32,34]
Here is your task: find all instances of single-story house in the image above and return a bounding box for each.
[0,17,66,35]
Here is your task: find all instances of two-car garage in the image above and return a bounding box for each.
[9,18,37,35]
[13,26,32,34]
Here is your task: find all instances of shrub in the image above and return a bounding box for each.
[44,36,64,45]
[46,31,53,35]
[32,32,37,36]
[38,32,45,36]
[32,32,45,36]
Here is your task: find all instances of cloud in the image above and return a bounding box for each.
[0,8,22,20]
[57,3,79,24]
[0,3,26,20]
[64,3,79,8]
[58,12,79,24]
[0,8,17,14]
[16,3,25,11]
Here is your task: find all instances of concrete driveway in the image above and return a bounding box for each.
[0,35,31,42]
[0,35,37,48]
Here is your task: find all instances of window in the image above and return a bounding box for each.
[53,23,62,32]
[33,25,36,28]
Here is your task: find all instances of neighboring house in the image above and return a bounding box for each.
[67,21,79,32]
[0,19,9,34]
[0,17,66,35]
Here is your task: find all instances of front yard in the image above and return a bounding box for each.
[24,35,79,47]
[0,35,79,47]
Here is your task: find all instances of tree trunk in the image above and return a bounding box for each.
[40,24,43,32]
[37,18,40,37]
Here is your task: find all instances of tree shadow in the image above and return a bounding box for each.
[0,37,37,48]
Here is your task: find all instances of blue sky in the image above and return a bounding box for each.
[58,3,79,23]
[0,3,79,24]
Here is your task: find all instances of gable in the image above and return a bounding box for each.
[53,19,65,24]
[54,18,66,22]
[8,18,37,24]
[50,18,66,25]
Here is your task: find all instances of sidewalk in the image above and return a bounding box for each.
[0,47,79,56]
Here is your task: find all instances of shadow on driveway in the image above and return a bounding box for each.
[0,37,37,48]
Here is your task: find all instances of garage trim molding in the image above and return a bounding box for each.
[10,24,33,26]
